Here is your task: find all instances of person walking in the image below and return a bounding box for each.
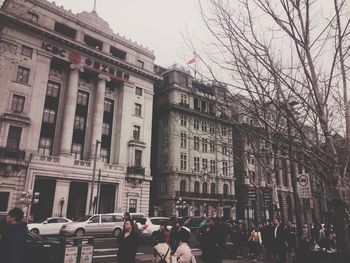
[0,208,27,263]
[117,219,138,263]
[262,219,275,260]
[153,234,171,263]
[170,219,190,254]
[273,219,288,263]
[173,230,194,263]
[286,220,296,260]
[201,217,224,263]
[153,221,171,246]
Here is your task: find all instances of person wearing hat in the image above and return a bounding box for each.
[170,219,190,254]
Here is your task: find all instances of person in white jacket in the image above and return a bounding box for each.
[153,234,171,263]
[173,230,196,263]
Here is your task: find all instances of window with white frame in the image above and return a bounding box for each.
[209,140,215,153]
[135,150,142,167]
[133,125,140,140]
[202,138,208,152]
[210,160,216,174]
[194,181,200,193]
[16,66,30,84]
[202,158,208,170]
[180,132,187,148]
[135,87,143,96]
[11,95,25,113]
[101,148,110,163]
[129,199,137,213]
[74,115,85,130]
[209,123,215,134]
[77,91,89,106]
[47,81,60,98]
[194,119,199,130]
[180,114,187,126]
[21,45,33,58]
[194,136,200,151]
[104,99,113,112]
[194,157,200,172]
[180,153,187,170]
[38,137,52,156]
[201,121,207,132]
[223,161,228,175]
[71,143,83,160]
[181,94,187,104]
[43,108,56,124]
[134,103,142,116]
[102,122,111,136]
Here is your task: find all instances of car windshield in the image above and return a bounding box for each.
[78,215,91,222]
[150,218,170,225]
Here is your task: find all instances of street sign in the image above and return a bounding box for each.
[80,246,93,263]
[64,246,78,263]
[297,173,312,199]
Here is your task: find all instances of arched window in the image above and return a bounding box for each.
[180,180,186,193]
[202,182,208,194]
[210,183,216,194]
[194,181,200,193]
[223,184,229,197]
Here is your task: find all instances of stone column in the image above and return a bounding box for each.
[52,180,70,217]
[90,74,109,159]
[59,65,83,156]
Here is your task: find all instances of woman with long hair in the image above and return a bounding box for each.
[117,219,138,263]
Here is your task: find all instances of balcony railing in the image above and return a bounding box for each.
[0,147,25,159]
[176,191,235,200]
[127,166,145,175]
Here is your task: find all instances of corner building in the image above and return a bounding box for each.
[151,66,236,218]
[0,0,160,220]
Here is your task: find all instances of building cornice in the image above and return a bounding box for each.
[0,11,162,82]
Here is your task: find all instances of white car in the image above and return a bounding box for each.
[28,217,72,235]
[136,217,191,240]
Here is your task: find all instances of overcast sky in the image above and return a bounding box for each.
[50,0,202,68]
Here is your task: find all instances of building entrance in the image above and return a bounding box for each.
[67,182,88,220]
[98,184,116,213]
[32,178,56,222]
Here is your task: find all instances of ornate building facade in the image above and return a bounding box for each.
[0,0,160,220]
[151,66,236,218]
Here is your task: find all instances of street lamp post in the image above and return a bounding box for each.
[89,140,101,215]
[59,197,65,217]
[175,198,187,217]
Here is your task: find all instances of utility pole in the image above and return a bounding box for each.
[89,140,101,215]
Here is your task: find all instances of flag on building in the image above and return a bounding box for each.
[187,56,196,65]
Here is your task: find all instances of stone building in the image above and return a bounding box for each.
[151,66,236,218]
[0,0,160,220]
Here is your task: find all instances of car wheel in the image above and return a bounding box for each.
[75,228,85,238]
[113,228,121,238]
[31,228,39,235]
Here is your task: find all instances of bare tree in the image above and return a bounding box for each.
[191,0,350,257]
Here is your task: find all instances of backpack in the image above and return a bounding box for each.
[156,245,170,263]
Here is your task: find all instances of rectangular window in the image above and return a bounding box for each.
[209,123,215,134]
[0,192,10,212]
[201,101,207,112]
[180,153,187,170]
[181,94,187,104]
[54,22,76,38]
[47,81,60,98]
[201,121,207,132]
[194,136,200,151]
[202,138,208,152]
[209,140,215,153]
[193,119,199,130]
[27,12,39,22]
[194,98,200,110]
[194,157,200,172]
[42,109,56,124]
[101,148,110,163]
[223,161,228,175]
[180,132,187,148]
[6,126,22,151]
[104,99,113,112]
[102,122,111,136]
[38,137,52,156]
[210,160,216,174]
[222,143,228,155]
[84,34,103,50]
[202,158,208,170]
[135,150,142,167]
[134,103,142,116]
[135,87,143,96]
[221,125,227,136]
[74,116,85,130]
[129,199,137,213]
[71,143,83,160]
[21,45,33,58]
[180,114,187,126]
[110,46,127,60]
[179,74,188,87]
[133,125,140,140]
[77,91,89,106]
[16,66,30,84]
[11,95,25,113]
[136,59,144,69]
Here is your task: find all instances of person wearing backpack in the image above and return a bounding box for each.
[153,234,171,263]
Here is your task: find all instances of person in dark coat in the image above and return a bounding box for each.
[262,219,275,260]
[117,219,138,263]
[273,219,288,263]
[201,217,224,263]
[170,219,190,254]
[0,208,27,263]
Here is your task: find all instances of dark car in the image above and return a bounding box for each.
[183,217,206,234]
[27,231,62,263]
